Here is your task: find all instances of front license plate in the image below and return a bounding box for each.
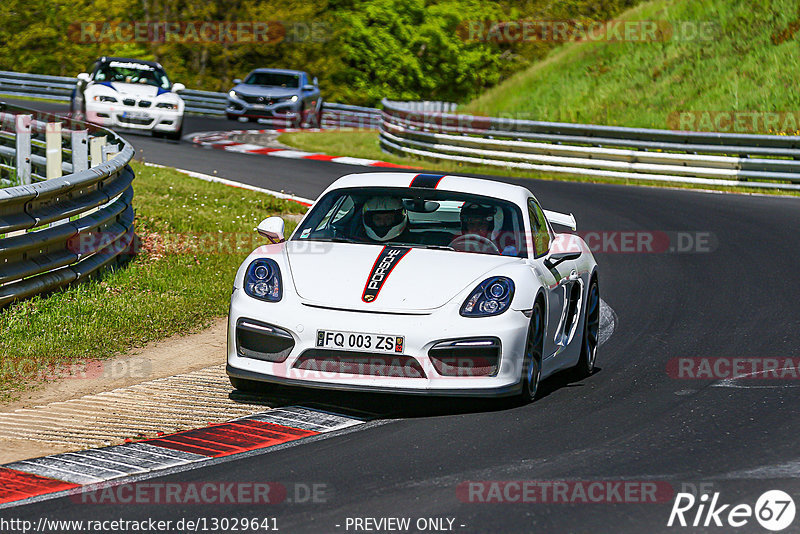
[316,330,405,354]
[122,111,150,119]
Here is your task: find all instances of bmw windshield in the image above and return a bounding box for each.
[93,61,171,89]
[292,187,528,257]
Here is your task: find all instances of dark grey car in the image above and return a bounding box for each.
[226,68,322,127]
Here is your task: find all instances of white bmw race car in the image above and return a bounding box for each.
[71,56,185,139]
[227,173,599,402]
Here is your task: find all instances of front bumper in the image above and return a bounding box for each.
[85,103,183,132]
[227,288,530,397]
[226,97,300,120]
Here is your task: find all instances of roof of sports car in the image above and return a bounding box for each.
[324,173,535,205]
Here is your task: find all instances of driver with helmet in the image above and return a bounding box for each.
[362,196,412,243]
[451,202,516,255]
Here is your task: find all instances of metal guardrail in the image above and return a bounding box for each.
[0,101,135,307]
[380,99,800,190]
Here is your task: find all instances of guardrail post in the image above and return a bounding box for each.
[71,129,89,172]
[102,142,120,164]
[89,135,107,167]
[46,121,62,179]
[15,114,31,185]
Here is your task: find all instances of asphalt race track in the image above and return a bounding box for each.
[3,101,800,532]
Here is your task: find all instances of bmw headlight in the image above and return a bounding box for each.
[229,90,239,99]
[156,102,177,109]
[244,258,282,302]
[93,95,117,103]
[460,277,514,317]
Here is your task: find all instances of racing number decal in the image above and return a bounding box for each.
[362,246,411,303]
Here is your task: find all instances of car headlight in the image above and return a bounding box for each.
[93,95,117,103]
[229,90,238,98]
[244,258,282,302]
[290,95,298,102]
[460,277,514,317]
[156,102,177,109]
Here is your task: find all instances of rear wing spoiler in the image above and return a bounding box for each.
[543,210,577,231]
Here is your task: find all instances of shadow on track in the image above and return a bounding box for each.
[228,367,602,421]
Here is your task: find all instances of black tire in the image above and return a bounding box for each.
[571,278,600,379]
[229,376,269,393]
[294,105,305,128]
[226,113,237,121]
[519,299,544,404]
[164,122,183,141]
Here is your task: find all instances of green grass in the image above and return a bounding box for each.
[461,0,800,131]
[0,93,67,104]
[278,130,800,196]
[0,161,307,401]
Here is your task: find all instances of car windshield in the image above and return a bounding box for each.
[94,61,170,89]
[244,72,300,88]
[292,187,528,257]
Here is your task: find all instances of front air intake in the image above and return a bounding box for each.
[428,338,501,377]
[236,319,294,362]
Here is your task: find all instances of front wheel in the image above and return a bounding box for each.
[571,278,600,379]
[519,299,544,404]
[164,122,183,141]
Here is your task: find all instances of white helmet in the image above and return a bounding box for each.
[363,196,407,242]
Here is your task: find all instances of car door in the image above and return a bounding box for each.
[525,198,562,364]
[527,198,585,368]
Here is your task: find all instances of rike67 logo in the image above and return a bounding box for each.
[668,490,796,531]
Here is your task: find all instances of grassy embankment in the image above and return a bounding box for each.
[280,0,800,195]
[0,161,306,401]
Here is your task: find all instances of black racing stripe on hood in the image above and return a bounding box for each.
[361,246,411,303]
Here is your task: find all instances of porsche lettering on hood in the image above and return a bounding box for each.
[362,246,411,303]
[285,241,519,312]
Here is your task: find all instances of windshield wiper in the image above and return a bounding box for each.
[307,237,359,244]
[412,244,455,251]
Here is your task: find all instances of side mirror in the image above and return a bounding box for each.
[302,84,315,91]
[172,82,185,92]
[312,76,318,86]
[77,72,91,83]
[544,251,581,270]
[233,78,242,85]
[257,216,285,243]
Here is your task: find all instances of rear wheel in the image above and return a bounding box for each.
[571,278,599,379]
[519,299,544,404]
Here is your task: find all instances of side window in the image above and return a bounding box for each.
[314,195,354,231]
[528,199,551,258]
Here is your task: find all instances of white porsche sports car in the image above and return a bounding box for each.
[71,57,185,139]
[227,173,599,402]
